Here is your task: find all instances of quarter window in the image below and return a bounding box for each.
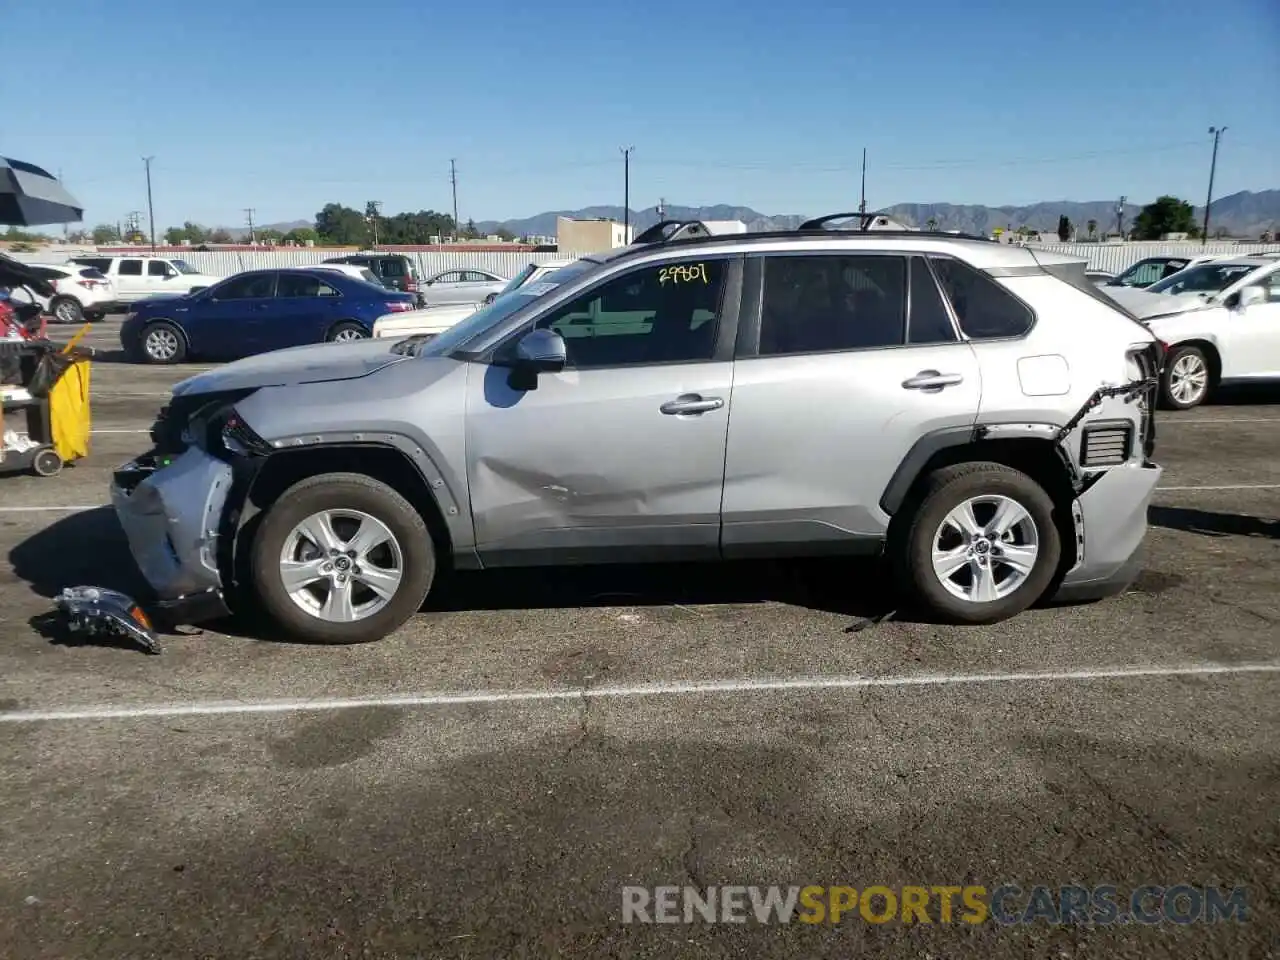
[532,259,726,367]
[759,254,907,355]
[929,257,1034,339]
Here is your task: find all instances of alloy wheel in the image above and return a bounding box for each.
[1169,353,1208,406]
[930,495,1041,603]
[144,327,179,361]
[279,509,405,623]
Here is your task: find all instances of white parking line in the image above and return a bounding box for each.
[2,663,1276,724]
[0,505,107,513]
[91,429,150,435]
[1157,484,1280,492]
[1161,418,1280,425]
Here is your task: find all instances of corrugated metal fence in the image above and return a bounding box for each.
[7,247,582,277]
[9,241,1280,277]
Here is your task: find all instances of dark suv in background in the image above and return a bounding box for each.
[323,254,422,303]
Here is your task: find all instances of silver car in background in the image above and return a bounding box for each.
[419,268,508,307]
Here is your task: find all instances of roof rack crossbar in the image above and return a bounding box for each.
[797,211,885,232]
[633,220,713,244]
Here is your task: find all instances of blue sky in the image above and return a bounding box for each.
[6,0,1278,229]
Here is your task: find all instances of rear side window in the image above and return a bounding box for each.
[277,273,339,298]
[929,257,1034,339]
[79,268,108,280]
[907,257,957,344]
[118,260,143,276]
[759,254,906,355]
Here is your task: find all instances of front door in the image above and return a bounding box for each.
[1220,269,1280,378]
[464,255,740,565]
[722,253,982,553]
[182,271,278,360]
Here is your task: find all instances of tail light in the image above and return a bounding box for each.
[404,280,419,292]
[383,301,414,313]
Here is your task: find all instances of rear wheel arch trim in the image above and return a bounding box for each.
[880,423,1068,515]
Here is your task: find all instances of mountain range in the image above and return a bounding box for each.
[213,190,1279,241]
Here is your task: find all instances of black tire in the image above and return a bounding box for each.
[1159,344,1211,410]
[326,320,368,343]
[49,296,83,325]
[891,462,1061,625]
[136,320,187,364]
[249,473,436,644]
[32,447,63,478]
[85,310,105,322]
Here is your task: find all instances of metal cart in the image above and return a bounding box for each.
[0,339,89,478]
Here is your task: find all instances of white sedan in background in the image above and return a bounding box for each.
[373,259,574,339]
[1109,257,1280,409]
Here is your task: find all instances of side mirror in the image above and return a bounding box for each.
[504,328,566,391]
[1233,285,1266,309]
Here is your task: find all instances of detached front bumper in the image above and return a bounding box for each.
[111,448,235,622]
[1050,461,1163,603]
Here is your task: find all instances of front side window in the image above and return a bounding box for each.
[533,258,727,368]
[214,272,275,299]
[929,257,1034,339]
[759,254,906,355]
[148,261,170,277]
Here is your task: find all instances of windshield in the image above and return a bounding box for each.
[1107,258,1188,288]
[1148,263,1257,296]
[170,259,201,275]
[413,260,595,356]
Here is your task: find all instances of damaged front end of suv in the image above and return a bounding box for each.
[111,387,274,624]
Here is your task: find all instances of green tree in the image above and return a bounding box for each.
[314,203,370,246]
[256,228,283,244]
[282,226,318,245]
[1057,215,1072,242]
[461,218,480,239]
[1131,196,1195,241]
[925,217,938,231]
[91,223,121,244]
[163,226,187,244]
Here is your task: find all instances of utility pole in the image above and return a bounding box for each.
[1202,126,1226,245]
[620,146,634,239]
[366,201,382,248]
[142,156,156,251]
[450,159,459,241]
[858,147,867,215]
[244,208,256,245]
[657,197,665,220]
[1116,195,1126,239]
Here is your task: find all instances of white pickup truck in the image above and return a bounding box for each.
[68,255,223,304]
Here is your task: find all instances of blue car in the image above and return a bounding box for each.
[121,268,417,364]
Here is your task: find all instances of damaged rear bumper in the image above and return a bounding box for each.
[110,448,234,623]
[1049,461,1163,603]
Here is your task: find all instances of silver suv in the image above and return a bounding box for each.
[112,214,1165,644]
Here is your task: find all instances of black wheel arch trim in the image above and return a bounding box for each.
[880,421,1075,515]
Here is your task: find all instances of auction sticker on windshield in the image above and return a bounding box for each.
[523,282,559,296]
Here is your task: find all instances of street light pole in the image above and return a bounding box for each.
[143,156,156,252]
[1202,126,1226,246]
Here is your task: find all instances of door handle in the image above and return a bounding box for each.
[660,393,724,415]
[902,370,964,390]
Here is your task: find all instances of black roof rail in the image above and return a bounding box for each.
[633,220,714,244]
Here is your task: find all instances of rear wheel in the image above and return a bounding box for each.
[326,321,367,343]
[892,462,1061,625]
[250,473,436,644]
[1160,345,1211,410]
[50,296,83,325]
[138,321,187,364]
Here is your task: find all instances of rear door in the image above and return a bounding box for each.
[266,272,345,350]
[721,253,981,554]
[114,258,146,301]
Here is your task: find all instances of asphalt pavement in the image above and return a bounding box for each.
[0,319,1276,959]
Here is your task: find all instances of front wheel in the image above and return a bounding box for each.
[137,320,187,364]
[249,473,436,644]
[1160,344,1211,410]
[892,462,1061,625]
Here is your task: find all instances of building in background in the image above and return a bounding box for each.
[557,217,633,251]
